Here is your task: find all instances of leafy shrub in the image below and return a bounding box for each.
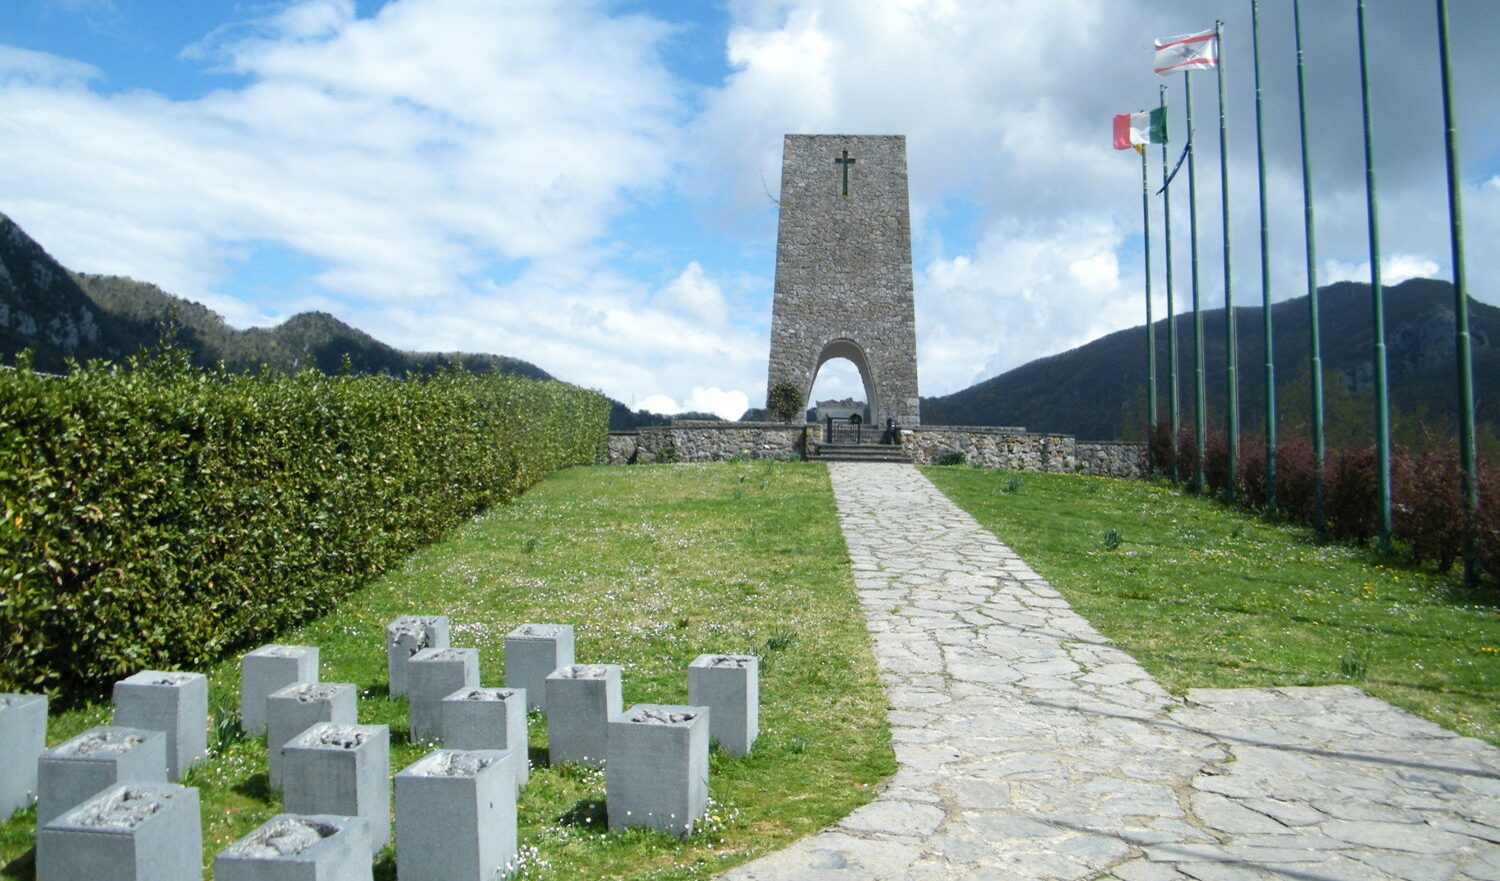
[1324,446,1379,542]
[766,380,804,424]
[0,351,608,695]
[936,450,965,467]
[1392,449,1464,572]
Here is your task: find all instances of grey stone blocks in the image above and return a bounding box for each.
[504,623,574,712]
[37,726,167,826]
[688,654,759,756]
[395,750,517,881]
[441,687,529,786]
[215,814,373,881]
[267,682,358,791]
[0,692,47,819]
[240,644,319,736]
[385,615,449,698]
[111,670,208,780]
[606,704,709,838]
[546,664,621,768]
[407,648,479,744]
[281,723,391,855]
[36,783,201,881]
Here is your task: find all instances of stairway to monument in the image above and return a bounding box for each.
[806,442,911,464]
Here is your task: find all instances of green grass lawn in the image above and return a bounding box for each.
[1,461,894,880]
[924,466,1500,746]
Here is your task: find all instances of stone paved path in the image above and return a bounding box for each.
[719,463,1500,881]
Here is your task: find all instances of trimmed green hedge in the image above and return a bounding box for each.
[0,351,608,694]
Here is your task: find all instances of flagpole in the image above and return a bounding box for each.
[1160,85,1180,484]
[1141,145,1158,447]
[1294,0,1326,536]
[1357,0,1392,553]
[1216,19,1239,502]
[1252,0,1276,513]
[1436,0,1480,587]
[1185,70,1207,492]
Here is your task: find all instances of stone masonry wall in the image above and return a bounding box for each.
[607,423,809,465]
[607,424,1145,479]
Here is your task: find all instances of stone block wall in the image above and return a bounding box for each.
[607,423,809,465]
[606,423,1145,479]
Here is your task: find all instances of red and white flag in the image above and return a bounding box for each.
[1154,27,1218,75]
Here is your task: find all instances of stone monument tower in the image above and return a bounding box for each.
[766,134,920,427]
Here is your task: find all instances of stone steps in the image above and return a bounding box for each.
[807,444,911,464]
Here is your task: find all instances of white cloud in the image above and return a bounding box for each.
[632,388,751,420]
[1323,254,1443,288]
[654,261,728,327]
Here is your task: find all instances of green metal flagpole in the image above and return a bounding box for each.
[1294,0,1326,536]
[1186,70,1207,492]
[1161,85,1181,484]
[1436,0,1480,586]
[1216,20,1239,501]
[1252,0,1276,513]
[1357,0,1392,553]
[1142,145,1158,446]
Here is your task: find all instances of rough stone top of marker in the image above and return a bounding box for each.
[413,648,470,662]
[250,645,305,658]
[66,786,175,829]
[225,817,338,858]
[275,683,347,702]
[0,695,12,707]
[408,751,498,778]
[552,664,611,679]
[387,616,444,637]
[697,655,755,668]
[450,688,517,702]
[509,623,567,638]
[293,724,369,750]
[629,707,700,725]
[127,671,194,687]
[55,728,149,758]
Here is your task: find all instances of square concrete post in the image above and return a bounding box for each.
[440,688,529,787]
[36,782,201,881]
[240,645,319,736]
[688,654,760,756]
[395,750,517,881]
[0,693,47,819]
[407,648,479,744]
[37,726,167,826]
[266,682,358,791]
[545,664,621,768]
[606,705,709,838]
[281,723,390,855]
[503,624,574,712]
[215,814,373,881]
[385,616,450,698]
[111,670,208,780]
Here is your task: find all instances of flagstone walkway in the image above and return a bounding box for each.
[719,463,1500,881]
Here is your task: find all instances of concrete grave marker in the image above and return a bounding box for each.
[504,623,574,712]
[111,670,208,780]
[0,692,47,819]
[281,723,390,855]
[385,616,449,698]
[240,644,319,736]
[441,687,529,786]
[215,814,373,881]
[266,682,358,791]
[395,750,517,881]
[606,704,710,838]
[546,664,621,768]
[688,654,760,756]
[37,726,167,826]
[36,783,201,881]
[407,647,479,744]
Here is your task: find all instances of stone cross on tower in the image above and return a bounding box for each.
[766,135,920,427]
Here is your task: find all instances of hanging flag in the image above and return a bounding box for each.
[1113,107,1168,150]
[1154,27,1218,75]
[1156,130,1193,194]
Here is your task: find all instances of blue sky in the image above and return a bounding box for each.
[2,0,1497,418]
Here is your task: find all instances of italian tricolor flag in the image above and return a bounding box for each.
[1113,107,1168,151]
